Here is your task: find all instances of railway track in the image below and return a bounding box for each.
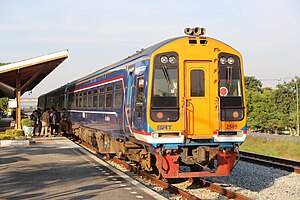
[68,135,251,200]
[240,151,300,174]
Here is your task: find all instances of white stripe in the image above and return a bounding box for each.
[75,77,123,92]
[69,109,118,115]
[75,144,167,200]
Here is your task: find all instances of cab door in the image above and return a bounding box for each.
[184,61,212,138]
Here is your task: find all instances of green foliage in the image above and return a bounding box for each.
[15,129,25,136]
[0,129,25,140]
[245,76,300,134]
[0,97,9,116]
[0,134,15,140]
[21,118,35,127]
[0,62,9,66]
[240,136,300,161]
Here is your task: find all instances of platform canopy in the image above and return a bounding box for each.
[0,50,69,98]
[0,50,69,129]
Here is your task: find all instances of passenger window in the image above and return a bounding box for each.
[79,93,83,107]
[114,82,122,108]
[190,70,205,97]
[83,92,87,107]
[105,85,113,108]
[88,90,92,107]
[135,76,144,120]
[99,87,105,108]
[93,89,98,107]
[67,92,74,108]
[75,93,79,108]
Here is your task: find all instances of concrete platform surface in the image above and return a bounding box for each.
[0,137,166,200]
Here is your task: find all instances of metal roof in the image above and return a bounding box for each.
[74,37,183,84]
[0,50,69,98]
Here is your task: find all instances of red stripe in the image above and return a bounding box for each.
[75,76,123,92]
[132,129,152,136]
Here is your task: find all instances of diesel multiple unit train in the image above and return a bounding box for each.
[38,28,247,178]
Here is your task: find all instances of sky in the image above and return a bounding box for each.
[0,0,300,98]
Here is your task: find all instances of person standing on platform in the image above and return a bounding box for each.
[40,108,50,137]
[50,109,60,136]
[59,108,71,135]
[30,110,41,136]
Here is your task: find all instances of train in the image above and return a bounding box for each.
[38,27,247,178]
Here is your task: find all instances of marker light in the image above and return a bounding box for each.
[233,111,239,118]
[220,57,227,64]
[160,56,168,64]
[169,56,177,64]
[227,57,235,65]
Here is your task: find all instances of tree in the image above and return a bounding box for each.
[245,76,299,135]
[0,62,9,66]
[0,97,9,116]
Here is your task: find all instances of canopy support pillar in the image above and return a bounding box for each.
[16,70,21,129]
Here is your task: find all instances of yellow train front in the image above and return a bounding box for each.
[142,28,247,178]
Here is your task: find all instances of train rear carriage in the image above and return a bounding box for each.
[39,28,247,178]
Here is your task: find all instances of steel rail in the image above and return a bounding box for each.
[69,135,252,200]
[111,157,251,200]
[240,151,300,174]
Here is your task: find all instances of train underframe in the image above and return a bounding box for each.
[73,126,238,178]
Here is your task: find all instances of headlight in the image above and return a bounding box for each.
[160,56,168,64]
[220,57,227,64]
[227,57,235,65]
[169,56,177,64]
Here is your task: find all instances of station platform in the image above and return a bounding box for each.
[0,136,165,200]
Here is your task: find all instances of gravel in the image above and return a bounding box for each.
[105,158,229,200]
[204,160,300,200]
[79,142,300,200]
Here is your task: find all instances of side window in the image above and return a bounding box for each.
[67,92,74,108]
[75,93,78,108]
[99,87,105,108]
[114,82,122,108]
[79,93,83,107]
[105,84,113,108]
[135,76,144,120]
[190,70,205,97]
[83,92,87,107]
[88,90,92,107]
[92,89,98,107]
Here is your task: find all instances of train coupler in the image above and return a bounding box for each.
[155,150,236,178]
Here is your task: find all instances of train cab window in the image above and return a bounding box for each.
[114,82,122,108]
[79,93,83,107]
[83,92,87,107]
[190,70,205,97]
[152,52,179,108]
[93,89,98,107]
[219,66,242,97]
[99,87,105,108]
[105,85,113,108]
[88,90,92,107]
[135,76,144,120]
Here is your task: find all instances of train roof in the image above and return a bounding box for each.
[73,36,184,84]
[40,35,240,96]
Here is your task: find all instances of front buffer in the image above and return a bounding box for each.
[155,149,237,178]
